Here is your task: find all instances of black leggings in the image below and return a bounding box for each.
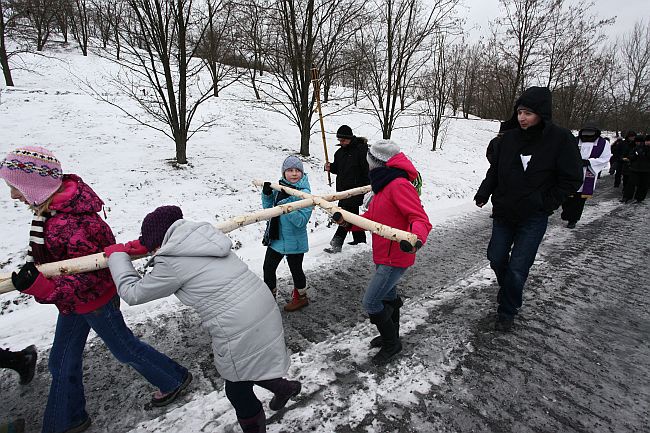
[224,379,286,419]
[262,247,305,290]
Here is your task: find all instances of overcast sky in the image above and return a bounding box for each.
[461,0,650,42]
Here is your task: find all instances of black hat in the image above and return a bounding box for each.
[336,125,354,139]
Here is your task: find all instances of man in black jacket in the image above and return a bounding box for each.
[474,86,582,332]
[324,125,370,253]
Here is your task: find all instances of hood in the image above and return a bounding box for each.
[386,153,418,181]
[503,87,553,129]
[156,220,232,258]
[281,172,310,191]
[49,174,104,214]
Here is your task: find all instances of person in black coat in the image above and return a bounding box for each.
[609,135,624,185]
[622,133,650,203]
[619,131,637,189]
[474,86,582,332]
[323,125,370,253]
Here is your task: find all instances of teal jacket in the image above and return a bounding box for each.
[261,174,313,254]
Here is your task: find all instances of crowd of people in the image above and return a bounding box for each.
[0,85,646,432]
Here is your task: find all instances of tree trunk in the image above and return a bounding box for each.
[175,131,187,164]
[300,126,310,156]
[0,1,13,86]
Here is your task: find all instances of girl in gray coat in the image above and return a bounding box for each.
[105,206,301,433]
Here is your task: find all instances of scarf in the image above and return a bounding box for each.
[267,179,297,242]
[27,211,55,264]
[369,167,408,193]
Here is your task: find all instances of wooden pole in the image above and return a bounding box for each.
[0,186,371,294]
[252,180,418,247]
[311,66,332,187]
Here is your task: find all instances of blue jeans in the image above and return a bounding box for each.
[43,296,187,433]
[362,265,407,314]
[487,215,548,320]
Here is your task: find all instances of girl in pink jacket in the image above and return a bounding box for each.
[334,140,431,365]
[1,146,190,433]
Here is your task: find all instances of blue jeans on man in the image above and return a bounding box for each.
[487,215,548,320]
[362,265,407,314]
[43,296,187,433]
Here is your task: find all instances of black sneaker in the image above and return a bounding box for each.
[495,317,514,332]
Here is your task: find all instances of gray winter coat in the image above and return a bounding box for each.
[107,220,291,382]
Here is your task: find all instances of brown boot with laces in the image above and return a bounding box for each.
[284,288,308,311]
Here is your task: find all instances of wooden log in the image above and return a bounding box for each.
[252,180,419,247]
[0,186,371,294]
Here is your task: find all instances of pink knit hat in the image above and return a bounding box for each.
[0,146,63,205]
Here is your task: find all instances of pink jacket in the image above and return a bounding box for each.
[23,175,117,314]
[355,153,432,268]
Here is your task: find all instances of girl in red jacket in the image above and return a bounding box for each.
[1,146,190,433]
[334,140,431,365]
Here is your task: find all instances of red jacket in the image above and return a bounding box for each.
[23,175,117,314]
[354,153,432,268]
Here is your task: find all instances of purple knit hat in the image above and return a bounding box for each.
[139,205,184,251]
[0,146,63,205]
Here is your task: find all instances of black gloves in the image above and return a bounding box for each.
[474,194,488,207]
[11,262,40,292]
[582,159,590,167]
[262,182,273,195]
[400,239,423,254]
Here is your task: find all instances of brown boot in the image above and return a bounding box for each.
[284,288,308,312]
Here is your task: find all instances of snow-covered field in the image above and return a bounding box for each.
[0,44,499,431]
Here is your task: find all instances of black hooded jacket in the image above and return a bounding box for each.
[330,136,370,207]
[475,87,583,223]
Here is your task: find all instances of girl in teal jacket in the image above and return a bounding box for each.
[261,156,313,311]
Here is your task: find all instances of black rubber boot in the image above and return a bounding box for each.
[369,297,403,348]
[0,345,37,385]
[238,409,266,433]
[369,308,402,366]
[324,236,344,254]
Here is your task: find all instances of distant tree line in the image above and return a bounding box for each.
[1,0,649,162]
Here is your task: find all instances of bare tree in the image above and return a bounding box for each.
[419,35,451,151]
[198,0,241,97]
[541,0,612,90]
[617,20,650,129]
[259,0,353,156]
[235,0,272,100]
[361,0,459,139]
[0,0,16,85]
[490,0,558,118]
[94,0,217,164]
[69,0,91,55]
[23,0,56,50]
[316,0,366,102]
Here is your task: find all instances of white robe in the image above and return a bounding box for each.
[577,138,612,194]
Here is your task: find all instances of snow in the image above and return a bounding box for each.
[0,44,497,431]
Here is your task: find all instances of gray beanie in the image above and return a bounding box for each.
[281,155,304,174]
[367,139,400,170]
